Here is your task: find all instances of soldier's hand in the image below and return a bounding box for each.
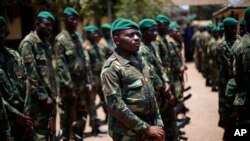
[16,113,34,137]
[163,83,171,93]
[43,97,55,110]
[146,126,165,141]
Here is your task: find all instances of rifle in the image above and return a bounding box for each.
[48,112,56,141]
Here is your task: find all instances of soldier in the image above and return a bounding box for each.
[138,18,177,141]
[82,25,106,134]
[216,17,241,141]
[101,18,165,141]
[155,15,171,73]
[54,7,90,140]
[18,11,57,141]
[1,16,34,140]
[0,16,33,141]
[98,23,114,59]
[225,7,250,140]
[192,25,202,71]
[208,27,220,92]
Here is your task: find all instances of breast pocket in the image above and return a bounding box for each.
[65,43,77,61]
[36,54,49,76]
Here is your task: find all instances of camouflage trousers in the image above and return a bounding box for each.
[172,79,183,102]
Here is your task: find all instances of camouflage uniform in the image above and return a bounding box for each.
[98,37,115,59]
[200,29,212,78]
[167,35,184,102]
[101,50,163,141]
[192,29,202,71]
[0,46,28,140]
[216,34,241,128]
[82,39,106,132]
[228,32,250,125]
[54,30,90,138]
[19,31,57,140]
[139,41,174,139]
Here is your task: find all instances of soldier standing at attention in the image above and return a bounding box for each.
[239,19,247,37]
[82,25,106,134]
[0,16,33,141]
[216,17,241,141]
[54,7,91,140]
[225,7,250,141]
[18,11,57,141]
[101,18,165,141]
[138,18,175,141]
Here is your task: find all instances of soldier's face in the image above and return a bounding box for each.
[102,29,111,39]
[37,19,54,37]
[142,26,158,41]
[225,26,237,39]
[87,31,99,42]
[114,28,141,53]
[65,15,78,31]
[0,25,8,46]
[157,22,169,34]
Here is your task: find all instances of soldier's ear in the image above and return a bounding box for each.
[113,35,120,45]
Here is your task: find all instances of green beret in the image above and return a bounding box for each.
[218,22,224,32]
[101,23,111,30]
[138,18,157,29]
[155,15,171,24]
[244,7,250,19]
[37,11,55,23]
[207,23,215,29]
[240,19,247,26]
[212,27,219,33]
[223,17,238,27]
[85,25,98,32]
[64,7,79,17]
[168,22,180,31]
[0,16,7,25]
[111,18,139,32]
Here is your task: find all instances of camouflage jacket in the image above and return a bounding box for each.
[232,32,250,106]
[83,39,105,76]
[0,91,11,140]
[216,35,241,87]
[98,37,114,59]
[55,30,90,89]
[0,47,26,111]
[101,50,163,136]
[139,41,169,92]
[167,36,183,73]
[19,31,57,111]
[155,35,171,68]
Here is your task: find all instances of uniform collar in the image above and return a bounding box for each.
[30,31,43,43]
[113,50,130,66]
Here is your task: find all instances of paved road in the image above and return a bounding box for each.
[82,62,224,141]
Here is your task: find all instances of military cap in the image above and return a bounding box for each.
[0,16,7,25]
[138,18,157,29]
[37,11,55,23]
[155,15,171,24]
[111,18,139,32]
[168,21,180,31]
[223,17,238,27]
[244,7,250,19]
[85,25,98,32]
[212,26,219,33]
[101,23,111,29]
[207,23,215,29]
[240,19,247,26]
[218,22,224,32]
[63,7,79,17]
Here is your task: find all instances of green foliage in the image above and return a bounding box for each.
[114,0,171,22]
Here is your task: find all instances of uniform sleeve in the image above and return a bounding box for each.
[101,67,150,132]
[54,40,73,88]
[0,94,12,139]
[19,42,48,101]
